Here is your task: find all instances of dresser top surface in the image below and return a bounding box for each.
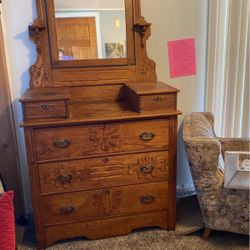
[19,88,70,102]
[125,81,179,95]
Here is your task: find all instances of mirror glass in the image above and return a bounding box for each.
[54,0,127,61]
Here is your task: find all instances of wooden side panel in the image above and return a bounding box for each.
[38,150,169,195]
[34,119,170,161]
[40,182,168,225]
[168,116,178,229]
[23,128,45,244]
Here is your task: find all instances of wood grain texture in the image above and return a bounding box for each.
[20,100,181,128]
[56,17,98,60]
[44,210,168,249]
[123,82,178,112]
[34,119,169,161]
[40,182,168,225]
[38,150,169,195]
[23,100,67,120]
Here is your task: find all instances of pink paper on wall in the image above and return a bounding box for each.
[168,38,197,78]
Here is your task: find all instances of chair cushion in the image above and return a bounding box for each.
[0,191,15,250]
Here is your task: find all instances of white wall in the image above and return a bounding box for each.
[141,0,208,195]
[1,0,37,213]
[1,0,208,213]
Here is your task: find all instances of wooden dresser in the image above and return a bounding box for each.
[20,0,181,249]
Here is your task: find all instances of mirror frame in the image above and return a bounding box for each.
[28,0,157,88]
[46,0,135,68]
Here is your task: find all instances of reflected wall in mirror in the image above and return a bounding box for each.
[54,0,127,61]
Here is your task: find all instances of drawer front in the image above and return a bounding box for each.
[140,94,176,112]
[39,151,169,195]
[24,101,67,120]
[35,119,169,161]
[41,182,168,225]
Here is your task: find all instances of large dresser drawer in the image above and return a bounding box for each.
[38,151,169,195]
[34,119,169,161]
[41,182,168,226]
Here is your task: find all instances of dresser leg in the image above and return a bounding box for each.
[37,240,48,250]
[202,227,211,239]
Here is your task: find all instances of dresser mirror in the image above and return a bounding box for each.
[54,0,127,60]
[46,0,135,68]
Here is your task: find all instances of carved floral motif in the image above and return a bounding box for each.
[92,190,122,216]
[29,19,51,87]
[128,155,168,180]
[89,125,120,152]
[41,162,86,188]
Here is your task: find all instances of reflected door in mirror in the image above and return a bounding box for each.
[54,0,127,61]
[57,17,98,60]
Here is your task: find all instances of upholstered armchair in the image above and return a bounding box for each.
[183,112,249,238]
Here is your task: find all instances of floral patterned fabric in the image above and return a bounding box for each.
[183,112,249,235]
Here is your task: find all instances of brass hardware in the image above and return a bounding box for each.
[59,205,75,214]
[140,164,154,174]
[40,104,50,111]
[140,132,155,141]
[153,96,162,103]
[57,174,73,183]
[53,138,70,148]
[141,195,155,204]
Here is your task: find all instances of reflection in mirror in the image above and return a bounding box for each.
[54,0,127,61]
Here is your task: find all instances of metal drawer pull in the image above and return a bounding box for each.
[59,205,75,214]
[141,195,155,204]
[53,138,71,148]
[40,104,50,111]
[57,174,73,183]
[154,97,162,103]
[140,132,155,141]
[140,164,154,174]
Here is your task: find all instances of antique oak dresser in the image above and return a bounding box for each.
[19,0,181,248]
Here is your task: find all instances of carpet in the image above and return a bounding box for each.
[21,196,249,250]
[175,195,204,235]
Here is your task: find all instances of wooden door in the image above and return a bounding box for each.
[56,17,98,60]
[0,10,25,217]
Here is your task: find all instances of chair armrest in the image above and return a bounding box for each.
[184,138,225,227]
[218,138,250,157]
[199,112,214,128]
